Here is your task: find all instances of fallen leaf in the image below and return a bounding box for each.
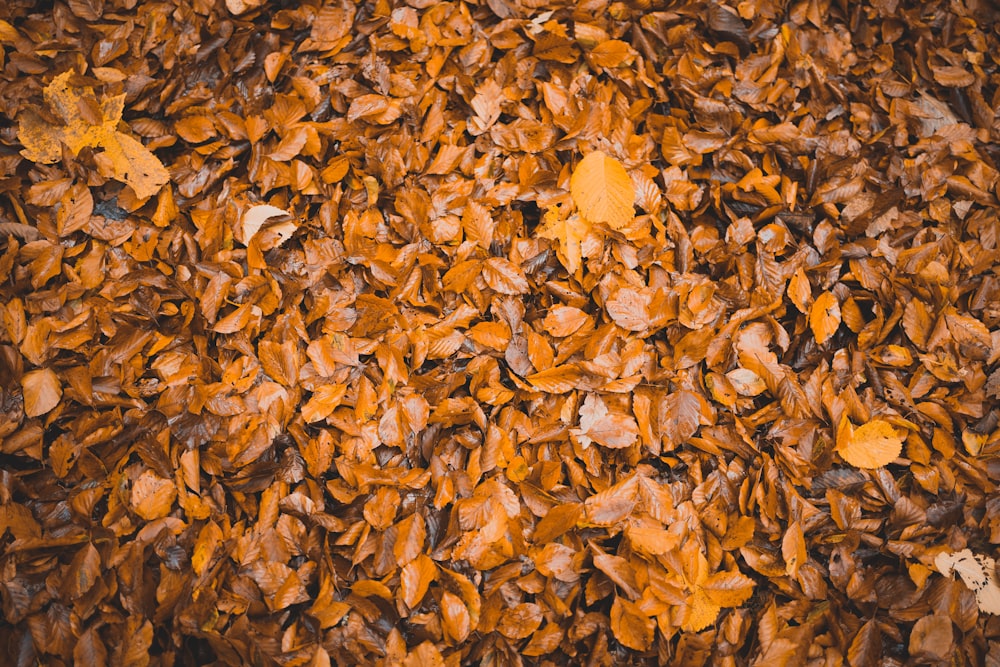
[570,150,635,229]
[836,418,904,469]
[809,290,841,344]
[934,549,1000,615]
[21,368,62,417]
[238,204,296,247]
[537,208,591,274]
[18,71,169,198]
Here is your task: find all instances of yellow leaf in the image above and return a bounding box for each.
[569,150,635,229]
[684,590,721,633]
[679,542,755,632]
[837,418,904,469]
[536,207,591,274]
[17,71,169,199]
[782,521,806,578]
[809,290,841,344]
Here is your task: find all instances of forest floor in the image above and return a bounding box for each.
[1,0,1000,665]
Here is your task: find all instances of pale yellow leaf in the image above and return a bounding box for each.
[935,549,1000,615]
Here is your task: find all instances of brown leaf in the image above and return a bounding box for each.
[497,602,543,639]
[21,368,62,417]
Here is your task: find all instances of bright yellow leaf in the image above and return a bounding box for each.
[679,542,755,632]
[537,206,591,274]
[809,290,840,344]
[17,71,169,199]
[836,417,904,469]
[569,150,635,229]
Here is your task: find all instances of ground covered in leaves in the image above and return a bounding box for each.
[1,0,1000,665]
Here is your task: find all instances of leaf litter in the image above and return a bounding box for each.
[0,0,999,665]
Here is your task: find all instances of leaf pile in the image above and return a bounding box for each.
[1,0,1000,665]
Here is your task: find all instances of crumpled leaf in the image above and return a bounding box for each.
[17,71,169,199]
[238,204,297,248]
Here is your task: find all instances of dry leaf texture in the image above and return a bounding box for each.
[1,0,1000,665]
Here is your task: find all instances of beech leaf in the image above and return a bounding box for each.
[809,290,841,344]
[21,368,62,417]
[935,549,1000,615]
[836,418,904,469]
[570,150,635,229]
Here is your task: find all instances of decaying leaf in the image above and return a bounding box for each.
[3,0,1000,664]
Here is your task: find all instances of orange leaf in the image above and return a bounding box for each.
[809,290,841,344]
[482,257,529,294]
[526,364,582,393]
[18,71,168,199]
[782,521,807,578]
[836,418,904,469]
[588,40,637,68]
[400,553,436,608]
[536,207,591,274]
[130,470,177,520]
[570,150,635,229]
[542,305,590,337]
[21,368,62,417]
[610,596,654,651]
[605,288,652,332]
[787,267,812,313]
[573,393,639,449]
[440,591,471,643]
[393,513,426,567]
